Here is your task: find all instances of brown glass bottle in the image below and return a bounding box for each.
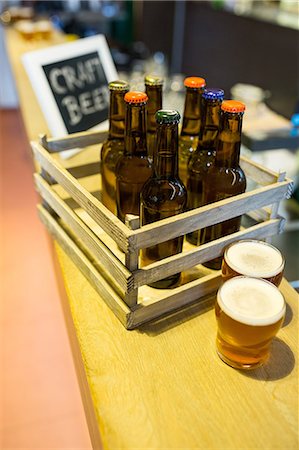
[201,100,247,270]
[116,91,152,223]
[101,80,129,214]
[187,88,224,245]
[179,76,206,187]
[145,75,163,163]
[141,110,187,289]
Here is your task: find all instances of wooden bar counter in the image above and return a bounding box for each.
[4,27,299,449]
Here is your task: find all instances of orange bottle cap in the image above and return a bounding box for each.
[184,77,206,88]
[221,100,246,113]
[124,91,148,104]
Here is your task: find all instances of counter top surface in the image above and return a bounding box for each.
[5,27,299,449]
[58,239,298,449]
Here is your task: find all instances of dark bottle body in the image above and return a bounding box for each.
[117,155,152,222]
[201,103,247,269]
[145,76,163,163]
[101,81,128,214]
[116,92,152,223]
[178,77,206,187]
[141,111,187,289]
[187,90,224,245]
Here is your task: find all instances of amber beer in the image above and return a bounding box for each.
[116,91,152,222]
[179,76,206,186]
[141,110,187,288]
[101,80,129,214]
[15,20,35,40]
[215,276,286,369]
[201,100,247,270]
[34,20,53,40]
[222,240,285,286]
[145,75,163,162]
[187,88,224,245]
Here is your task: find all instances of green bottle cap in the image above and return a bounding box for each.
[109,80,129,91]
[144,75,164,86]
[155,109,180,124]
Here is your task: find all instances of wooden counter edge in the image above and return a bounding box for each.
[47,236,103,450]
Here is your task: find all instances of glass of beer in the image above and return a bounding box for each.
[215,276,286,369]
[222,239,285,286]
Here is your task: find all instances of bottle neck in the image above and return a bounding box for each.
[146,85,163,133]
[124,102,148,156]
[215,111,244,167]
[198,99,222,149]
[181,87,204,137]
[108,90,127,139]
[154,122,179,178]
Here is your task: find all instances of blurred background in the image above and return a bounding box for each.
[1,0,299,112]
[1,0,298,115]
[1,1,298,448]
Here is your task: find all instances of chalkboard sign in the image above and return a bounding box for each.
[22,35,118,137]
[42,51,109,134]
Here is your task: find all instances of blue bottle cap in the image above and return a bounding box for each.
[203,88,225,101]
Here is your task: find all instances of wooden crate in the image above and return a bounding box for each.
[31,130,293,329]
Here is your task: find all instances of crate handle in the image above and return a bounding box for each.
[39,129,108,152]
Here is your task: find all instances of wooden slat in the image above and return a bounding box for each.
[133,217,284,288]
[40,130,108,152]
[32,141,131,252]
[35,174,133,295]
[240,155,281,185]
[128,272,222,329]
[130,180,291,251]
[41,162,101,183]
[123,289,138,308]
[64,190,101,210]
[37,205,131,327]
[246,207,271,223]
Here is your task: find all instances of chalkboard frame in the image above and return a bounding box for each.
[22,34,118,138]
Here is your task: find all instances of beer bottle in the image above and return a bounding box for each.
[186,88,224,245]
[101,80,129,214]
[141,110,187,289]
[145,74,163,162]
[116,91,152,223]
[179,76,206,186]
[201,100,247,270]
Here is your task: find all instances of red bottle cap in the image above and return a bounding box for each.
[184,77,206,88]
[124,91,148,103]
[221,100,246,113]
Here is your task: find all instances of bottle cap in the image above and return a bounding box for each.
[124,91,148,104]
[144,75,164,86]
[155,109,180,124]
[203,88,224,101]
[184,77,206,88]
[221,100,246,113]
[109,80,129,91]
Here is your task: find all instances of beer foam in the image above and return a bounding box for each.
[226,241,284,278]
[218,276,285,326]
